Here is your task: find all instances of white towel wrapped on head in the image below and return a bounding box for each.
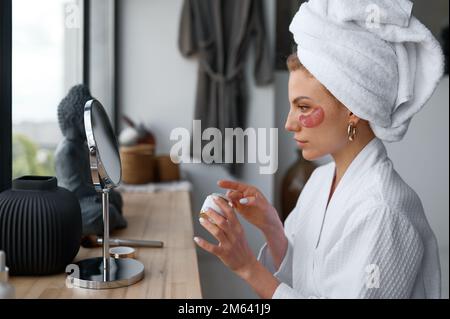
[289,0,445,142]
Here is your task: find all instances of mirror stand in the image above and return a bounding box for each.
[102,189,110,281]
[69,188,145,289]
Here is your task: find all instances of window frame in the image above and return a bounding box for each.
[88,0,119,132]
[0,0,12,193]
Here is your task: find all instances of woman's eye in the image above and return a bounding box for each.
[298,105,310,112]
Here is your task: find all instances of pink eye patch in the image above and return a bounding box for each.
[299,107,325,128]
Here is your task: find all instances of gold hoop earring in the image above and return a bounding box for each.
[347,123,357,142]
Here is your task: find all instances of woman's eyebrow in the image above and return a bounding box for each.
[292,96,312,104]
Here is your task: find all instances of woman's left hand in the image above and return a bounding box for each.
[194,195,258,279]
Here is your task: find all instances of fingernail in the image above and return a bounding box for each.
[228,201,234,207]
[239,198,249,205]
[194,237,200,243]
[199,217,206,224]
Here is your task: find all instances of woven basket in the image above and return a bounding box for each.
[120,144,156,184]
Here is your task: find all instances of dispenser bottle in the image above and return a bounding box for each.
[0,251,15,299]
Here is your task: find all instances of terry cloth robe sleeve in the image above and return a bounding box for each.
[257,211,296,286]
[250,0,274,86]
[271,204,424,299]
[178,0,198,57]
[257,163,323,291]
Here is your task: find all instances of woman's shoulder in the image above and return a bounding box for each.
[358,160,423,215]
[341,161,429,243]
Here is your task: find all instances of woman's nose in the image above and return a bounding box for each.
[285,111,300,132]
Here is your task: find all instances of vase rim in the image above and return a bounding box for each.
[12,176,58,191]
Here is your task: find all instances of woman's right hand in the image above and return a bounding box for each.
[217,180,282,235]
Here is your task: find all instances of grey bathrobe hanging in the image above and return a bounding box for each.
[179,0,274,176]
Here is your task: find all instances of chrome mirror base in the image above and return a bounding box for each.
[67,257,144,290]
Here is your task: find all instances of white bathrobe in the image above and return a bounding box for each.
[258,138,441,298]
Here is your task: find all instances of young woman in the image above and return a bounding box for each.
[194,0,444,298]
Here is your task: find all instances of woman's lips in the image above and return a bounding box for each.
[295,139,308,146]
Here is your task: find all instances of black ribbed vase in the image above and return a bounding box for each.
[0,176,82,275]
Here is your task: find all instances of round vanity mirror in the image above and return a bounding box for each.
[67,99,144,290]
[84,99,121,190]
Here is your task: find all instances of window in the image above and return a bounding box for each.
[3,0,117,187]
[12,0,84,178]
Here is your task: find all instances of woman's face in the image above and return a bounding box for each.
[285,69,351,161]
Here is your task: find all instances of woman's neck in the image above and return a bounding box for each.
[330,126,376,195]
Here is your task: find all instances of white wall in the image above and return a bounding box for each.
[117,0,275,298]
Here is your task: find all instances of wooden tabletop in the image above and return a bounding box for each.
[10,190,202,299]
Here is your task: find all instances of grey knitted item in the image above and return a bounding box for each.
[55,85,127,236]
